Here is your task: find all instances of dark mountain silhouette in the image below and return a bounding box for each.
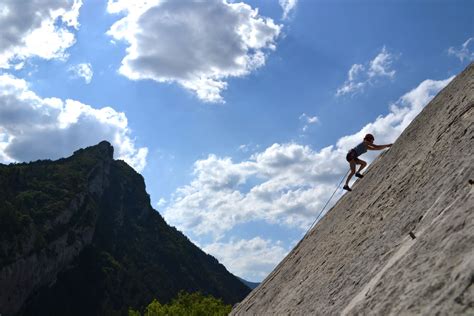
[0,142,250,316]
[232,63,473,315]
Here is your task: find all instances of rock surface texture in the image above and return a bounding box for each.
[231,64,474,315]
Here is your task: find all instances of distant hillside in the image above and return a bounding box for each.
[0,142,250,316]
[232,63,474,315]
[237,277,260,289]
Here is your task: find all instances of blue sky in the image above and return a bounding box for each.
[0,0,472,282]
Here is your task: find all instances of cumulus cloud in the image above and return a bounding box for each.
[163,74,453,279]
[336,47,397,96]
[68,63,93,84]
[448,37,474,62]
[336,76,454,150]
[0,74,148,171]
[164,75,453,241]
[279,0,298,20]
[106,0,281,103]
[203,237,289,281]
[0,0,82,69]
[164,143,348,241]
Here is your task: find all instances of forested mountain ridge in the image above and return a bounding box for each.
[0,141,250,316]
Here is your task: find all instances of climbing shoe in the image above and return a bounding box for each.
[355,172,364,178]
[343,185,352,192]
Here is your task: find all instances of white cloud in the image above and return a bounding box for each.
[164,75,453,242]
[299,113,319,132]
[337,47,397,96]
[106,0,281,103]
[279,0,298,20]
[368,48,396,78]
[0,74,148,171]
[448,37,474,62]
[239,144,250,152]
[336,76,454,151]
[69,63,93,84]
[203,237,289,281]
[156,198,167,210]
[238,142,260,153]
[163,74,453,279]
[0,0,82,69]
[307,117,318,124]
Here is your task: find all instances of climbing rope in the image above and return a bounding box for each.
[303,149,392,237]
[304,170,350,237]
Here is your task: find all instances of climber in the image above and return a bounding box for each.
[343,133,392,191]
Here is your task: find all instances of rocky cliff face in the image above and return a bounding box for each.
[0,142,249,316]
[231,64,474,315]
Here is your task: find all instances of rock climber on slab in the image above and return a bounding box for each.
[343,133,392,192]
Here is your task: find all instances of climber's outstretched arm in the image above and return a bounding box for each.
[367,143,392,150]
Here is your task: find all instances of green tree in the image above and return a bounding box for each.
[129,292,232,316]
[144,299,166,316]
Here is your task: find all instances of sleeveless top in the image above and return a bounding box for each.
[352,142,368,157]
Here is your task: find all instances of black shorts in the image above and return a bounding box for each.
[346,150,358,162]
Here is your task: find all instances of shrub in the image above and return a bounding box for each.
[129,292,232,316]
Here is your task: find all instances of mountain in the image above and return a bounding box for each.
[237,277,260,290]
[231,64,474,315]
[0,141,250,316]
